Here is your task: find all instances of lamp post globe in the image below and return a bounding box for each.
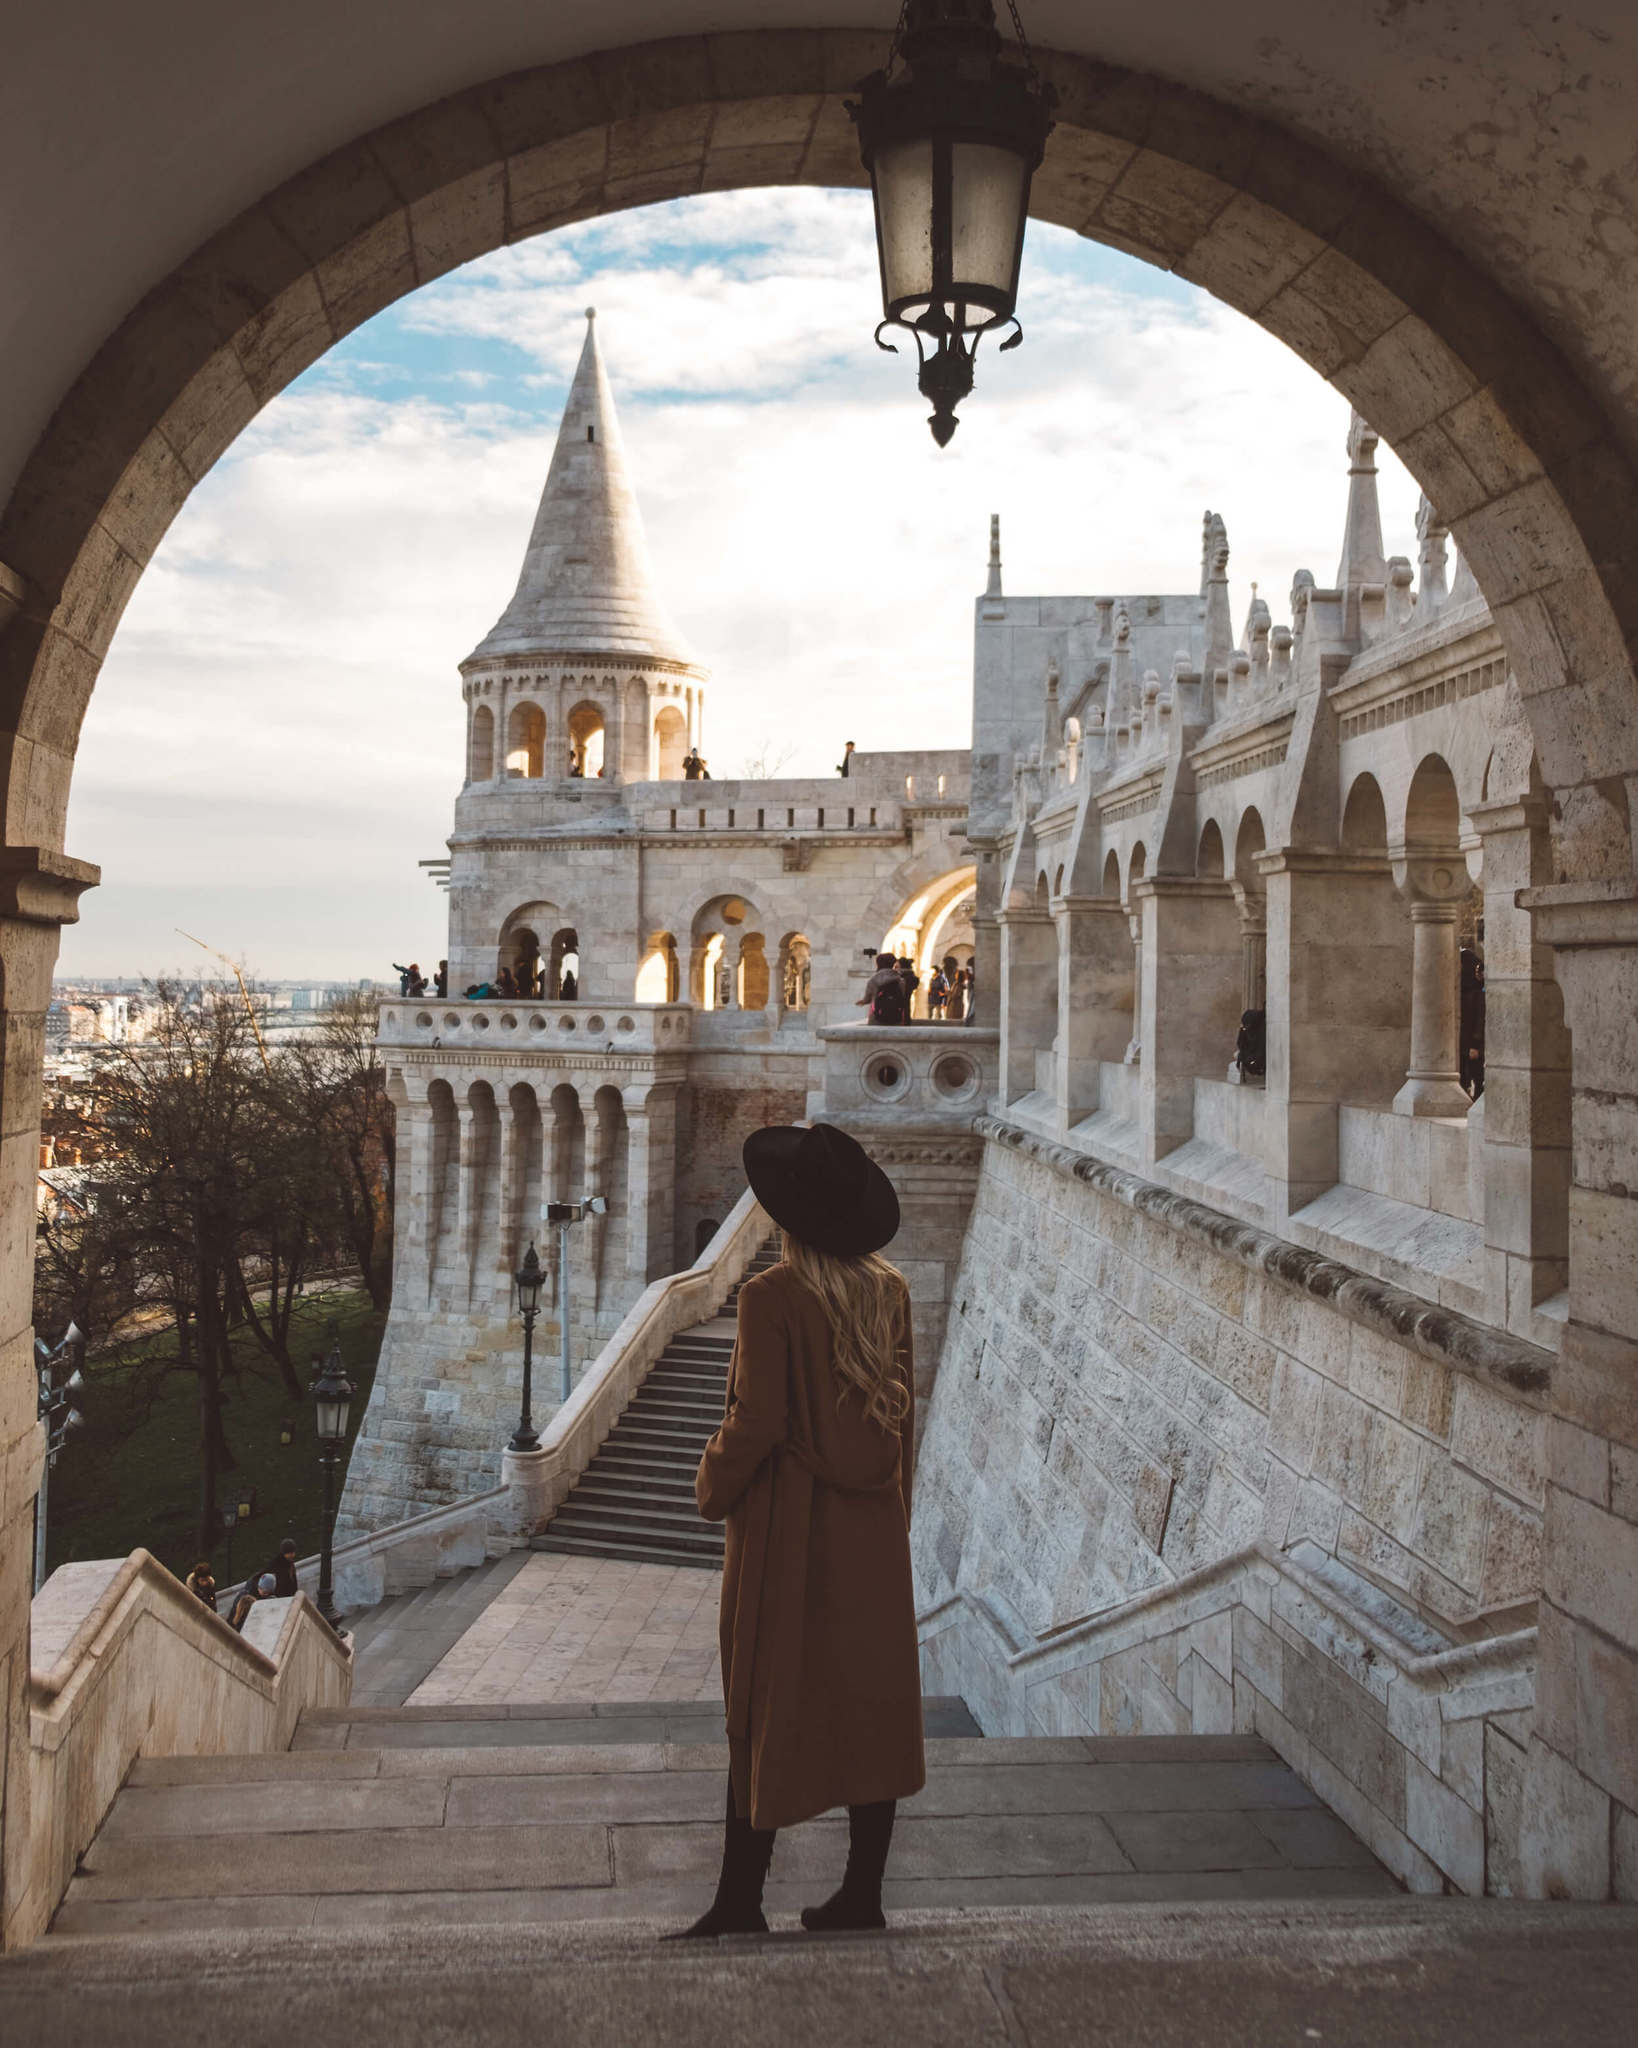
[849,0,1055,445]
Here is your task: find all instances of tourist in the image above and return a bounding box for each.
[261,1537,299,1598]
[392,961,427,997]
[434,961,448,998]
[463,982,494,1000]
[228,1573,277,1633]
[836,740,856,777]
[184,1560,218,1613]
[668,1123,920,1939]
[1234,1008,1266,1082]
[559,967,578,1000]
[958,963,975,1023]
[858,952,907,1026]
[1460,945,1486,1099]
[568,748,582,777]
[926,966,949,1020]
[495,966,518,999]
[895,955,920,1019]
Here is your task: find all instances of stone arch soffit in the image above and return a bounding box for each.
[5,30,1636,872]
[865,853,980,951]
[500,899,560,936]
[678,881,765,938]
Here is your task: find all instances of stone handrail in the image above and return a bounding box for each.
[917,1540,1535,1896]
[18,1549,351,1947]
[504,1185,770,1528]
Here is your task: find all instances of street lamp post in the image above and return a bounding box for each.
[33,1323,86,1593]
[310,1335,354,1629]
[510,1243,544,1451]
[545,1197,608,1406]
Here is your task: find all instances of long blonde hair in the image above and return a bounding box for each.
[781,1233,910,1433]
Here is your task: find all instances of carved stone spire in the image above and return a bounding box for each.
[1336,409,1389,593]
[1203,511,1234,692]
[1416,494,1450,608]
[986,512,1003,598]
[466,309,695,666]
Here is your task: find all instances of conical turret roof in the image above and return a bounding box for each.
[466,310,699,669]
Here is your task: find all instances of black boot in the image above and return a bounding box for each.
[800,1799,895,1932]
[665,1779,777,1939]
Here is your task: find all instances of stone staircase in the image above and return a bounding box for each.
[43,1706,1399,1941]
[531,1237,780,1569]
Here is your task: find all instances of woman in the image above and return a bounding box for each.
[671,1122,924,1939]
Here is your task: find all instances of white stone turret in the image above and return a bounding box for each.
[457,311,708,792]
[468,309,695,668]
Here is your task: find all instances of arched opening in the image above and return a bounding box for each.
[549,928,581,1001]
[653,704,688,780]
[4,33,1638,1924]
[566,700,606,779]
[879,864,978,1014]
[1342,772,1390,854]
[635,931,679,1004]
[501,925,540,997]
[1392,754,1472,1119]
[778,933,812,1014]
[506,701,546,779]
[691,894,762,1014]
[1196,819,1226,880]
[468,702,494,783]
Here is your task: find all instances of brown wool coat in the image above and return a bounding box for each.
[696,1261,926,1831]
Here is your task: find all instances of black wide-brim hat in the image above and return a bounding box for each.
[742,1122,900,1259]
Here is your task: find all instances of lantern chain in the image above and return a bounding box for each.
[1003,0,1034,62]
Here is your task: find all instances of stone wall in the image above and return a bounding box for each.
[913,1121,1555,1892]
[674,1076,806,1268]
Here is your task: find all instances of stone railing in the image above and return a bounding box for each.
[918,1538,1535,1899]
[376,998,692,1054]
[17,1551,351,1947]
[505,1185,769,1527]
[818,1023,999,1123]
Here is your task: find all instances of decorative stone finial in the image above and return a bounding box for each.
[585,306,597,321]
[986,513,1003,599]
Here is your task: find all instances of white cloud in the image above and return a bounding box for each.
[60,191,1426,980]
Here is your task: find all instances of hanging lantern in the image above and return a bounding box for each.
[849,0,1056,445]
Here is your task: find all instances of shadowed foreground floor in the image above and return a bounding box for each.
[5,1900,1636,2047]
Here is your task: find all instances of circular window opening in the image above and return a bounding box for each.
[587,1014,606,1033]
[557,1014,577,1033]
[721,897,746,925]
[443,1013,462,1031]
[617,1015,636,1034]
[529,1013,547,1032]
[862,1054,911,1104]
[930,1053,979,1102]
[500,1012,518,1030]
[414,1011,432,1030]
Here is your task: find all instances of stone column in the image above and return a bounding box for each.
[389,1088,434,1307]
[1052,896,1133,1129]
[1391,895,1472,1117]
[1123,912,1144,1065]
[1257,849,1414,1221]
[1134,876,1242,1165]
[624,1086,677,1282]
[1470,796,1570,1337]
[998,901,1056,1104]
[454,1100,482,1304]
[1515,881,1638,1900]
[0,851,98,1951]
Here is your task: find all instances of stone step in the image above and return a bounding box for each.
[550,1497,720,1540]
[49,1728,1410,1946]
[569,1475,698,1509]
[532,1531,723,1569]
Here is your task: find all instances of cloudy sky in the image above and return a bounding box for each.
[58,187,1422,983]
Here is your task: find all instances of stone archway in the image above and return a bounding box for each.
[3,25,1638,1921]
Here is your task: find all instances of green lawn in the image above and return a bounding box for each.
[42,1288,384,1586]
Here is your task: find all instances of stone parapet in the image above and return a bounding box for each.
[16,1552,351,1948]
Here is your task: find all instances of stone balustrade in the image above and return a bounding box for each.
[377,997,692,1055]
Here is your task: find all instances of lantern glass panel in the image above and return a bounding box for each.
[949,140,1027,320]
[873,137,935,315]
[315,1392,350,1442]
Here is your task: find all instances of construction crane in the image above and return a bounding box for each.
[176,930,272,1075]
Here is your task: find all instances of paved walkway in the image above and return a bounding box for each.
[404,1552,722,1708]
